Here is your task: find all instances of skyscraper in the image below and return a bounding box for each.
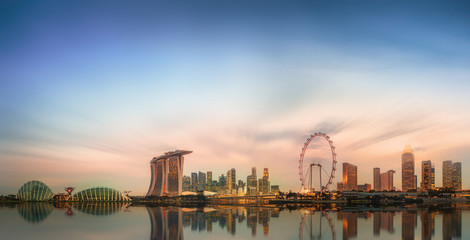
[191,172,198,192]
[230,168,237,193]
[401,145,415,191]
[453,162,462,190]
[373,168,381,191]
[379,170,396,191]
[443,160,453,188]
[198,171,206,191]
[207,171,212,186]
[247,167,258,195]
[431,164,435,190]
[343,163,357,191]
[421,160,433,191]
[147,150,192,197]
[262,168,270,194]
[227,170,232,192]
[182,175,191,192]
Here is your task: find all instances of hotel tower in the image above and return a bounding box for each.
[146,150,192,197]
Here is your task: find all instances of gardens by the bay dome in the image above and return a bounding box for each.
[17,180,54,201]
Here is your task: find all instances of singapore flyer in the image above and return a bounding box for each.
[299,132,337,193]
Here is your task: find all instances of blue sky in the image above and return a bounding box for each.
[1,1,470,194]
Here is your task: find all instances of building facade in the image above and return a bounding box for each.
[146,150,192,197]
[373,168,381,191]
[443,160,453,188]
[343,163,357,191]
[453,162,462,190]
[402,145,415,191]
[262,168,270,195]
[421,160,433,191]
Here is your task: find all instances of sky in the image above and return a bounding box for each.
[1,1,470,195]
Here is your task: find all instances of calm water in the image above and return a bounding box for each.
[0,203,468,240]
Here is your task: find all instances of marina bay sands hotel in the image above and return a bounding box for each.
[146,150,192,197]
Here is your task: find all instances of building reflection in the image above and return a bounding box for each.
[147,206,279,240]
[147,207,183,240]
[401,210,417,240]
[337,212,357,240]
[420,210,435,240]
[17,202,53,224]
[443,208,461,240]
[373,211,395,236]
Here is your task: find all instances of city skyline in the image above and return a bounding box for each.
[2,2,470,195]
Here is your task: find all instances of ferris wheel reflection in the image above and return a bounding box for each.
[299,209,336,240]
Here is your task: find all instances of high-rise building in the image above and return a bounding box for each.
[207,171,212,186]
[146,150,192,197]
[230,168,237,193]
[387,170,395,191]
[443,160,453,188]
[421,160,433,191]
[431,164,435,190]
[198,172,206,191]
[258,179,263,194]
[247,167,258,195]
[453,162,462,190]
[227,170,232,192]
[182,175,191,192]
[262,168,270,194]
[402,145,415,191]
[343,163,357,191]
[191,172,198,192]
[380,173,389,191]
[373,168,381,191]
[219,174,227,191]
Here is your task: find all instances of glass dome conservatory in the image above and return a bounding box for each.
[71,187,131,202]
[17,180,54,201]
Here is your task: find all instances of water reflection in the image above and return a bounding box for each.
[17,202,53,224]
[72,202,131,216]
[442,208,461,240]
[146,206,280,239]
[8,202,466,239]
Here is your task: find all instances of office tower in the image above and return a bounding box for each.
[402,145,415,191]
[238,180,246,194]
[387,170,395,191]
[227,170,232,192]
[258,179,263,194]
[373,168,381,191]
[230,168,237,193]
[247,167,258,195]
[207,171,212,186]
[182,175,191,191]
[191,172,198,192]
[431,164,435,189]
[147,150,192,197]
[453,162,462,190]
[198,172,206,191]
[343,163,358,191]
[219,174,227,190]
[443,160,453,188]
[380,173,389,191]
[262,168,270,194]
[379,170,395,191]
[421,160,432,191]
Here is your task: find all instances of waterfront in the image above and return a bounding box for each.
[0,203,468,240]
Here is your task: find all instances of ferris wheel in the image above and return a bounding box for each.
[299,132,337,192]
